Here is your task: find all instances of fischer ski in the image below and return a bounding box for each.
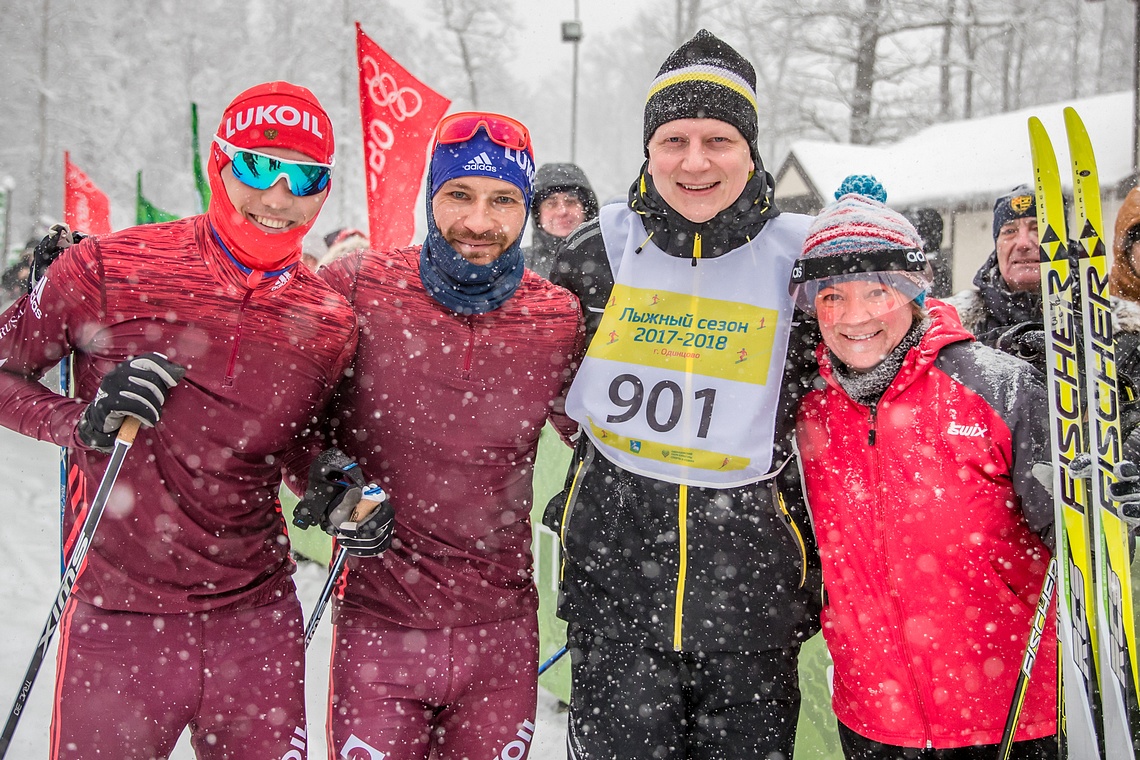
[1028,115,1104,758]
[1066,106,1140,759]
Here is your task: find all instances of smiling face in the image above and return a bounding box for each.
[220,145,328,234]
[646,118,754,224]
[431,176,527,265]
[996,217,1040,292]
[815,279,916,372]
[538,191,586,238]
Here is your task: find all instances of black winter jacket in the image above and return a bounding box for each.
[544,167,822,653]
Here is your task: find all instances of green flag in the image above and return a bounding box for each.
[136,171,179,225]
[191,102,211,212]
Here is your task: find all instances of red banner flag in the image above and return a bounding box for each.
[64,152,112,235]
[357,22,451,251]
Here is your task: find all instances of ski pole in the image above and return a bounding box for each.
[302,494,384,650]
[996,555,1058,760]
[0,417,141,758]
[304,547,348,650]
[539,645,567,676]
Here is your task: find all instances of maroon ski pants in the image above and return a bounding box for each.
[326,614,538,760]
[51,595,308,759]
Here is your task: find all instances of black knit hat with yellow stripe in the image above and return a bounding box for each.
[643,29,758,156]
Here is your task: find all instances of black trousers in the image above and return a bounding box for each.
[565,625,801,760]
[838,722,1058,760]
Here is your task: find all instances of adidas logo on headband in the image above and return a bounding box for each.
[463,152,498,172]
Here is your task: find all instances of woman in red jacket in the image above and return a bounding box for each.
[792,176,1056,759]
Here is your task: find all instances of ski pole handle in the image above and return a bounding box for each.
[116,417,142,445]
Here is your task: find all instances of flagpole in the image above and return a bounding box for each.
[33,0,52,222]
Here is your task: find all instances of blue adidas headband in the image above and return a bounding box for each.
[429,128,535,208]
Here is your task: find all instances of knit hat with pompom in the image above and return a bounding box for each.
[789,174,933,311]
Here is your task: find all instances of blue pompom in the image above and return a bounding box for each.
[835,174,887,204]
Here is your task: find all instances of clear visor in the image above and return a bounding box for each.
[796,272,924,320]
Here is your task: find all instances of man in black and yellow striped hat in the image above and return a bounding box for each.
[547,29,822,760]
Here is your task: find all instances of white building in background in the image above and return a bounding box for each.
[773,91,1135,296]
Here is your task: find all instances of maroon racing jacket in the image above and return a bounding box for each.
[319,247,582,630]
[0,216,357,614]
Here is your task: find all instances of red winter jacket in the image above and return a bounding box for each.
[796,302,1055,748]
[0,217,357,614]
[319,248,583,630]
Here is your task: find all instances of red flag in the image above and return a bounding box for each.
[357,23,451,251]
[64,152,112,235]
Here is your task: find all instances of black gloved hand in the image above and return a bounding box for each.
[28,224,85,293]
[77,353,186,453]
[996,322,1047,370]
[330,484,395,557]
[1109,461,1140,525]
[294,448,365,531]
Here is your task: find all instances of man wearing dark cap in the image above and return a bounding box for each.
[293,112,582,760]
[547,29,821,759]
[946,185,1046,355]
[524,162,599,278]
[0,82,358,757]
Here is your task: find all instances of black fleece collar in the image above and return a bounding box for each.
[628,164,781,261]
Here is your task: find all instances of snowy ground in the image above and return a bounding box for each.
[0,424,568,759]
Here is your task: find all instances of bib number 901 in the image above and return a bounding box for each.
[606,374,716,438]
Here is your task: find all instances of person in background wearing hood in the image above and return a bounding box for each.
[794,176,1056,760]
[546,29,821,759]
[524,162,599,278]
[319,226,369,269]
[0,82,359,758]
[291,112,582,760]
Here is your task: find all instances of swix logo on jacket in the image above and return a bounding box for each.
[225,104,326,140]
[947,421,986,437]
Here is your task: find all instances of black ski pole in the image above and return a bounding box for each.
[0,418,141,758]
[996,555,1058,760]
[304,547,348,650]
[539,646,567,676]
[302,495,384,650]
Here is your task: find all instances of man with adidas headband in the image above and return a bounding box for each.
[0,82,363,757]
[546,29,822,758]
[794,177,1056,759]
[292,112,582,760]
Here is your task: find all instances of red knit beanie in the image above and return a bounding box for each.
[215,81,334,164]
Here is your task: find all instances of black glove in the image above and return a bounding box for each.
[28,224,85,293]
[1109,460,1140,525]
[996,322,1046,369]
[330,484,394,557]
[294,448,367,531]
[77,353,186,453]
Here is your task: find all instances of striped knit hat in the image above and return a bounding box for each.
[644,29,758,155]
[790,175,932,311]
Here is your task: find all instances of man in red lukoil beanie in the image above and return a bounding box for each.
[0,81,359,758]
[207,80,336,280]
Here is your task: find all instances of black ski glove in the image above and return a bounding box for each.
[330,484,394,558]
[1109,460,1140,525]
[996,321,1047,372]
[28,224,85,293]
[294,448,364,531]
[77,353,186,453]
[294,449,394,556]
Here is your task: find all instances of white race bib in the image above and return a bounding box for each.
[565,205,810,487]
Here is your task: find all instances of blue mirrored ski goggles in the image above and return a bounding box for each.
[214,137,332,197]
